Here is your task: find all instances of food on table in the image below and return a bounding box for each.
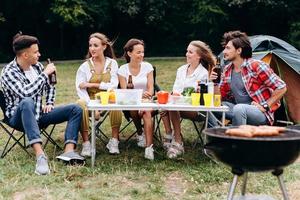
[181,87,195,96]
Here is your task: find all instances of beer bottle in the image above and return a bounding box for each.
[127,75,134,89]
[47,58,57,85]
[199,80,207,106]
[213,56,221,84]
[196,80,201,93]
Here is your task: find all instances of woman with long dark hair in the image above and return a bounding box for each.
[118,38,155,160]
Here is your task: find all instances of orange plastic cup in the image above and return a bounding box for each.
[109,91,116,103]
[157,91,169,104]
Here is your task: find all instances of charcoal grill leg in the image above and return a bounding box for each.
[241,172,248,196]
[272,169,290,200]
[227,175,238,200]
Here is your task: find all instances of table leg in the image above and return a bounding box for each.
[91,110,96,168]
[222,111,225,127]
[205,111,209,128]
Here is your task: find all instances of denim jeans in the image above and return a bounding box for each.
[208,101,267,127]
[8,97,83,146]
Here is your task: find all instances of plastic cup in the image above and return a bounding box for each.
[99,92,109,105]
[191,93,200,106]
[214,94,221,107]
[157,91,169,104]
[204,93,213,107]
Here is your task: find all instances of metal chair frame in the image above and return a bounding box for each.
[0,90,62,158]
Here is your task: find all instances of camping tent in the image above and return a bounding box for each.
[221,35,300,124]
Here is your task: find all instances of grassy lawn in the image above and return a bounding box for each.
[0,58,299,200]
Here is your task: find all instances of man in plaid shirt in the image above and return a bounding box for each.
[1,33,85,175]
[209,31,286,126]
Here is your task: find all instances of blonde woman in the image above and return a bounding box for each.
[76,33,122,156]
[164,40,216,158]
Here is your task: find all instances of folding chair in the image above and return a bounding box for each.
[168,111,205,149]
[40,124,62,151]
[189,113,206,148]
[120,109,163,145]
[0,90,62,158]
[90,110,110,144]
[0,90,31,158]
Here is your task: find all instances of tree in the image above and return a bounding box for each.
[0,13,5,23]
[49,0,91,53]
[188,0,229,52]
[224,0,286,7]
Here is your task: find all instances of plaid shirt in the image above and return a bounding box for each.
[0,58,55,120]
[219,58,286,125]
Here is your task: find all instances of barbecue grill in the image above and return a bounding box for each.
[203,125,300,200]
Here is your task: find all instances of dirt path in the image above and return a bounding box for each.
[288,180,300,200]
[164,172,188,200]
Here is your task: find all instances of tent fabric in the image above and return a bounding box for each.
[257,53,300,124]
[250,35,300,123]
[250,35,300,75]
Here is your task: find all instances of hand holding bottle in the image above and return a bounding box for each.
[44,59,56,75]
[46,58,57,85]
[211,56,221,84]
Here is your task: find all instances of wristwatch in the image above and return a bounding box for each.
[262,103,270,111]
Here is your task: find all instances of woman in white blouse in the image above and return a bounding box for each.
[165,40,216,159]
[76,33,122,156]
[118,39,155,160]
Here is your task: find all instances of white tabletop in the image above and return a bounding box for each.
[87,100,229,112]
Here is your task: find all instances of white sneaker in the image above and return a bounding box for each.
[106,138,120,154]
[167,141,184,159]
[35,154,50,175]
[137,133,146,147]
[144,144,154,160]
[81,141,92,157]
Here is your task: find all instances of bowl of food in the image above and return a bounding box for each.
[115,89,143,105]
[168,95,192,105]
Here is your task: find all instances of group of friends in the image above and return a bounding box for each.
[0,30,286,175]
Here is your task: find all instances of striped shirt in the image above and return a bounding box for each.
[219,58,286,125]
[0,58,55,120]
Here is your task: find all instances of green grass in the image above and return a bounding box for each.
[0,58,299,200]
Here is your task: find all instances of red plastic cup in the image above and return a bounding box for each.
[157,91,169,104]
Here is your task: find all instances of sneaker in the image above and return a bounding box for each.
[163,132,174,150]
[167,142,184,159]
[81,141,92,157]
[137,133,146,147]
[35,154,50,175]
[106,138,120,154]
[56,151,85,165]
[144,144,154,160]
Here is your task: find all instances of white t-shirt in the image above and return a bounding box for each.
[172,63,208,93]
[75,57,119,102]
[118,61,153,92]
[24,66,38,83]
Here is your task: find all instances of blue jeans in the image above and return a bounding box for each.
[208,101,267,127]
[8,97,83,146]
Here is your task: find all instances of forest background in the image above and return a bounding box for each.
[0,0,300,62]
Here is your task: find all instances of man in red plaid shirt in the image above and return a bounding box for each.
[209,31,286,126]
